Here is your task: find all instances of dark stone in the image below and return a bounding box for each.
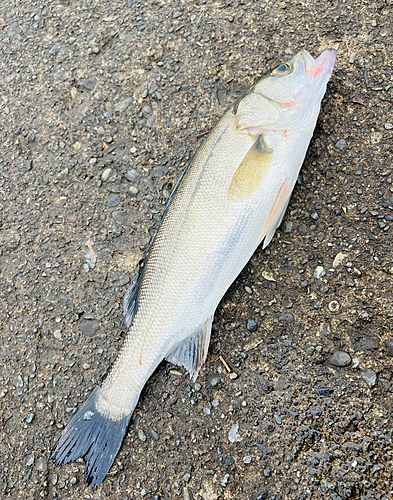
[298,223,308,235]
[361,369,377,388]
[309,405,323,417]
[279,313,294,323]
[107,195,121,207]
[256,486,268,500]
[317,387,334,396]
[329,351,351,367]
[276,375,290,391]
[343,442,361,452]
[386,340,393,357]
[335,138,347,151]
[225,456,235,466]
[246,319,258,332]
[348,327,380,352]
[82,78,97,91]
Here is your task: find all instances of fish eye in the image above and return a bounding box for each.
[272,62,291,76]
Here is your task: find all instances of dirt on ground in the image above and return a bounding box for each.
[1,0,393,499]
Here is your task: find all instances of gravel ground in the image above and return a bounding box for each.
[1,0,393,499]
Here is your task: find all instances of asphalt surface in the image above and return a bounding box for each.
[0,1,393,499]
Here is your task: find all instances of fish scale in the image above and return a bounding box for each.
[50,48,336,489]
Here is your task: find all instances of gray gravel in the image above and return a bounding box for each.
[1,0,393,499]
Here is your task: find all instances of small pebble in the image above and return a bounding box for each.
[228,424,239,443]
[26,413,35,424]
[125,169,140,182]
[317,387,334,396]
[343,442,361,452]
[335,139,347,151]
[114,97,133,113]
[313,266,326,278]
[256,486,269,500]
[361,368,377,388]
[380,28,391,36]
[329,351,351,367]
[295,374,311,384]
[129,186,139,196]
[150,429,159,441]
[50,473,58,486]
[309,405,323,417]
[102,168,112,181]
[282,220,293,233]
[246,319,257,332]
[26,453,35,466]
[53,329,62,339]
[274,413,282,425]
[385,123,393,130]
[279,312,294,323]
[386,341,393,357]
[243,456,251,464]
[183,473,191,483]
[225,455,235,466]
[221,474,230,487]
[107,195,121,207]
[333,251,347,269]
[210,377,220,387]
[82,78,97,91]
[138,429,147,442]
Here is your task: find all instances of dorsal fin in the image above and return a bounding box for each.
[123,261,145,328]
[166,316,213,382]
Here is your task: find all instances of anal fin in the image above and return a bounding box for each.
[166,316,213,382]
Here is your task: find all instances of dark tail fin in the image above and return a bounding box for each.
[49,388,134,490]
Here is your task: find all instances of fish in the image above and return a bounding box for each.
[49,48,336,488]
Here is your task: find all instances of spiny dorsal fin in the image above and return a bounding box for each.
[166,316,213,382]
[123,261,145,328]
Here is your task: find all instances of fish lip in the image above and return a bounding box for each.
[300,49,337,79]
[315,48,337,72]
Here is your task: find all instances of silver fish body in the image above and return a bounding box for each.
[50,49,336,488]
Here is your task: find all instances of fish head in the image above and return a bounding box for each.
[235,49,336,134]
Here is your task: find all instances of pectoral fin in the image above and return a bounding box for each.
[166,316,213,382]
[228,135,272,202]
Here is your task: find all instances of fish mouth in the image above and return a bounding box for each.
[300,49,337,80]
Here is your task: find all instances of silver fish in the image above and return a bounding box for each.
[50,49,336,488]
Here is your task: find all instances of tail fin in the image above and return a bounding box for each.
[49,388,134,490]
